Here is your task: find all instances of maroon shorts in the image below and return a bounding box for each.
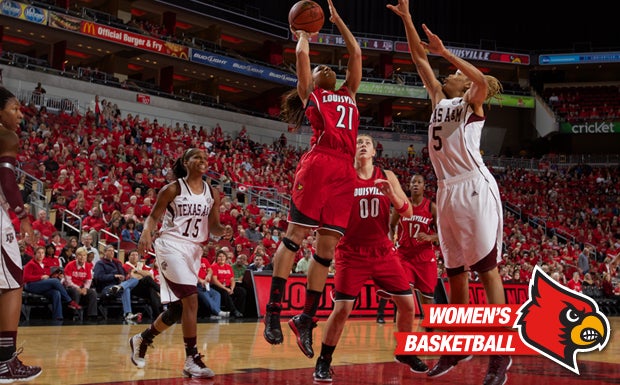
[398,248,438,295]
[335,242,411,298]
[288,147,355,235]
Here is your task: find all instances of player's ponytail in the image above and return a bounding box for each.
[280,88,305,129]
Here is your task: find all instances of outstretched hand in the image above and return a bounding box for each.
[327,0,339,24]
[386,0,410,18]
[420,24,446,55]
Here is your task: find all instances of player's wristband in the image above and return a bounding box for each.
[396,200,409,214]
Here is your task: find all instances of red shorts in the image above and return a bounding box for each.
[289,147,355,235]
[398,248,438,295]
[335,242,411,298]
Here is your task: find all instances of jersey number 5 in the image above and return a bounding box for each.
[431,126,442,150]
[182,218,202,238]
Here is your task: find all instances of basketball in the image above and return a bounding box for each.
[288,0,324,33]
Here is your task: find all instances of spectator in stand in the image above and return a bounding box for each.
[0,85,41,383]
[122,218,141,246]
[566,271,583,292]
[234,228,253,251]
[122,250,162,318]
[248,254,271,272]
[93,244,142,323]
[578,245,590,275]
[32,209,56,242]
[295,248,312,275]
[211,249,245,318]
[63,246,98,321]
[82,206,107,246]
[197,257,228,319]
[245,218,263,244]
[263,0,362,353]
[23,246,82,321]
[103,216,124,249]
[80,233,100,268]
[50,195,68,230]
[232,253,248,283]
[43,243,62,272]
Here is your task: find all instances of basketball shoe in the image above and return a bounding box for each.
[427,354,473,377]
[288,314,318,358]
[263,302,283,344]
[0,348,42,384]
[483,355,512,385]
[395,354,429,373]
[313,356,333,382]
[129,333,152,369]
[183,353,215,378]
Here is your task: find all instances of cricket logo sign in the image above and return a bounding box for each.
[513,265,610,374]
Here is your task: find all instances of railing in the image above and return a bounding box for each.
[16,169,48,218]
[61,209,82,237]
[16,89,79,114]
[98,229,120,252]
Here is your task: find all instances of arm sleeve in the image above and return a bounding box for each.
[0,157,26,219]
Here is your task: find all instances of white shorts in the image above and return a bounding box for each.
[0,208,22,289]
[436,169,503,270]
[153,236,202,304]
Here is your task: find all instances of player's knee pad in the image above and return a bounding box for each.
[161,301,183,326]
[282,237,300,252]
[313,253,331,267]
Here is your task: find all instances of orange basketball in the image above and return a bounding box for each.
[288,0,324,33]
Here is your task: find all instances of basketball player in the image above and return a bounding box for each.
[130,148,232,378]
[388,1,510,384]
[263,0,362,359]
[313,134,428,382]
[0,86,42,383]
[390,174,439,312]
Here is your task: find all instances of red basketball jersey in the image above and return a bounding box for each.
[396,197,435,257]
[306,85,359,158]
[338,167,392,247]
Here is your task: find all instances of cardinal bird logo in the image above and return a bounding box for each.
[514,265,610,374]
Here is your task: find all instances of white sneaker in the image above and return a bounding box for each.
[218,311,230,318]
[129,334,150,369]
[125,312,142,323]
[183,354,215,378]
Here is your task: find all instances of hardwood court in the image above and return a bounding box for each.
[16,317,620,385]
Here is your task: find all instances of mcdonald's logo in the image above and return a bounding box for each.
[82,22,96,36]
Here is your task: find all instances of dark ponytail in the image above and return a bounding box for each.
[280,88,306,129]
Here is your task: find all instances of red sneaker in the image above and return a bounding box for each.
[67,301,82,310]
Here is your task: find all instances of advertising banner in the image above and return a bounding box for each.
[48,12,189,60]
[0,0,48,24]
[560,121,619,134]
[190,49,297,86]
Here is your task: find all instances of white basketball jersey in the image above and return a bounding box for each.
[428,97,486,180]
[159,178,214,243]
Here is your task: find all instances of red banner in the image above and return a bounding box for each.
[250,272,529,318]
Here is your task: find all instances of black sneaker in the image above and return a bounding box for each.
[395,355,429,373]
[288,314,318,358]
[263,302,283,345]
[427,355,473,377]
[482,355,512,385]
[313,356,333,382]
[376,316,385,324]
[0,348,42,383]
